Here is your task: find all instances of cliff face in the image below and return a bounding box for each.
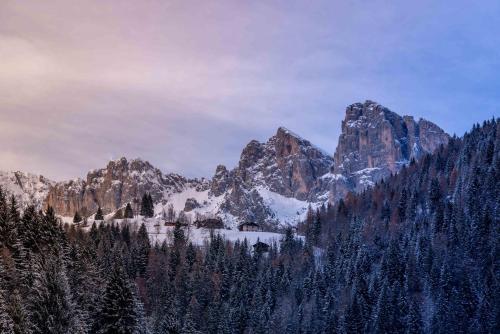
[212,127,335,224]
[45,158,209,217]
[333,101,449,190]
[0,171,54,209]
[2,100,450,227]
[234,127,333,200]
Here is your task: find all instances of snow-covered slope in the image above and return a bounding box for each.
[1,101,450,230]
[44,127,336,228]
[45,157,209,218]
[66,215,295,247]
[0,171,55,209]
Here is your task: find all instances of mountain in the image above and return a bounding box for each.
[1,100,450,228]
[2,116,495,334]
[207,126,335,226]
[44,158,209,218]
[0,171,54,209]
[333,100,449,191]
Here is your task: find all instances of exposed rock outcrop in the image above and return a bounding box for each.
[45,157,209,217]
[334,100,449,190]
[210,165,231,197]
[1,100,450,227]
[213,127,334,223]
[234,127,333,200]
[0,171,54,209]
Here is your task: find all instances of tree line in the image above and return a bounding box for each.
[0,118,497,333]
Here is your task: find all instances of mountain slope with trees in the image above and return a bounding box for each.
[0,118,497,333]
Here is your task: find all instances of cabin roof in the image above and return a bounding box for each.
[239,221,259,227]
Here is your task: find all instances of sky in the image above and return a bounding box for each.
[1,0,499,181]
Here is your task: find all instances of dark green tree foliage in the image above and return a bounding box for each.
[0,118,496,333]
[124,203,134,219]
[94,207,104,221]
[29,258,83,334]
[140,194,154,218]
[398,188,407,223]
[95,264,137,334]
[0,287,15,334]
[73,211,82,224]
[134,224,150,277]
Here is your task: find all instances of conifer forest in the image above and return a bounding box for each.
[0,118,498,333]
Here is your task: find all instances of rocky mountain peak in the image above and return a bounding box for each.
[1,100,451,228]
[208,126,336,224]
[334,100,450,190]
[0,171,55,209]
[44,157,208,217]
[235,127,333,199]
[210,165,231,197]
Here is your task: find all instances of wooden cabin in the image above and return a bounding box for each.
[238,222,260,232]
[195,218,224,229]
[164,221,188,227]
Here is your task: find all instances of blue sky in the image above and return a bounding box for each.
[0,0,499,180]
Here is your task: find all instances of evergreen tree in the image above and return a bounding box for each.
[0,291,15,334]
[95,264,137,334]
[9,290,31,334]
[29,258,83,334]
[181,311,201,334]
[140,194,154,218]
[124,203,134,219]
[345,296,364,333]
[398,188,408,223]
[135,224,150,277]
[95,207,104,221]
[312,209,322,246]
[73,211,82,224]
[406,296,423,334]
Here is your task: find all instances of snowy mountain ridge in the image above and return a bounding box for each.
[0,101,450,229]
[0,171,55,209]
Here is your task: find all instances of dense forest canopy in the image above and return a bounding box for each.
[0,118,498,333]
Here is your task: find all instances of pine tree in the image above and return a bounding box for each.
[135,224,150,277]
[95,207,104,221]
[0,196,19,250]
[305,206,314,245]
[95,264,137,334]
[0,291,15,334]
[29,257,83,334]
[398,188,408,223]
[181,311,201,334]
[124,203,134,219]
[140,194,154,218]
[8,289,31,334]
[148,194,154,217]
[429,178,441,213]
[373,281,394,333]
[406,296,423,334]
[312,209,322,246]
[157,300,180,334]
[73,211,82,224]
[345,296,364,333]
